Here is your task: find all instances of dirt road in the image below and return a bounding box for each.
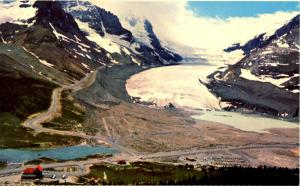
[22,70,98,133]
[0,143,297,178]
[21,68,135,156]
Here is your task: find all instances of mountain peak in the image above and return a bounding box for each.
[144,19,161,49]
[32,0,83,39]
[224,14,300,54]
[62,1,182,66]
[61,1,133,42]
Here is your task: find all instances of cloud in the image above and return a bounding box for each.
[0,1,37,25]
[91,1,298,50]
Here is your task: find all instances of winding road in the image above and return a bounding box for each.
[0,143,298,178]
[0,158,111,178]
[0,66,297,181]
[22,70,97,135]
[141,144,298,160]
[21,68,135,155]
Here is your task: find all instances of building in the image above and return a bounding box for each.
[21,165,43,180]
[117,160,126,165]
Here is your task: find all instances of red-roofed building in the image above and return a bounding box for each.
[22,165,44,180]
[36,165,43,172]
[23,168,35,174]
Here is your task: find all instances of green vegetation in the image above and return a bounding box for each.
[71,153,113,161]
[24,154,113,165]
[43,64,142,135]
[80,162,299,185]
[0,77,55,119]
[0,45,84,149]
[24,157,57,165]
[42,91,91,133]
[0,161,6,170]
[0,113,83,148]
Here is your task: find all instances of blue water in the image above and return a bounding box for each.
[0,145,117,163]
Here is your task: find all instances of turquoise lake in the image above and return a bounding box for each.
[0,145,117,163]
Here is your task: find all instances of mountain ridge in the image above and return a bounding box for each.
[224,14,300,54]
[206,14,300,118]
[61,1,182,67]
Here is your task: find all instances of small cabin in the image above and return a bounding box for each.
[117,160,126,165]
[21,165,43,180]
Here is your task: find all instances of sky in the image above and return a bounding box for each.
[187,2,299,18]
[92,1,300,50]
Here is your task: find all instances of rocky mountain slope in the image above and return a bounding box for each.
[205,14,300,118]
[0,0,111,83]
[0,0,111,121]
[0,0,182,120]
[60,1,182,66]
[224,15,300,54]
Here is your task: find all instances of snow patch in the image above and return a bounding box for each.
[261,50,273,55]
[81,62,89,70]
[78,45,88,52]
[122,47,131,56]
[75,51,85,57]
[274,34,290,48]
[49,23,68,40]
[131,57,141,66]
[68,4,88,12]
[276,41,289,48]
[240,69,293,87]
[263,61,280,67]
[291,89,300,93]
[75,19,121,54]
[74,35,81,42]
[49,22,91,50]
[121,16,153,48]
[0,0,37,25]
[85,54,91,59]
[111,59,119,64]
[22,47,54,68]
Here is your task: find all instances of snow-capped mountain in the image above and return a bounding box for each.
[0,0,110,84]
[60,1,182,67]
[224,15,300,54]
[0,0,181,85]
[204,14,300,118]
[1,0,297,119]
[0,0,182,120]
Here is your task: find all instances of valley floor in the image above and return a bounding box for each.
[0,63,298,184]
[76,64,299,168]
